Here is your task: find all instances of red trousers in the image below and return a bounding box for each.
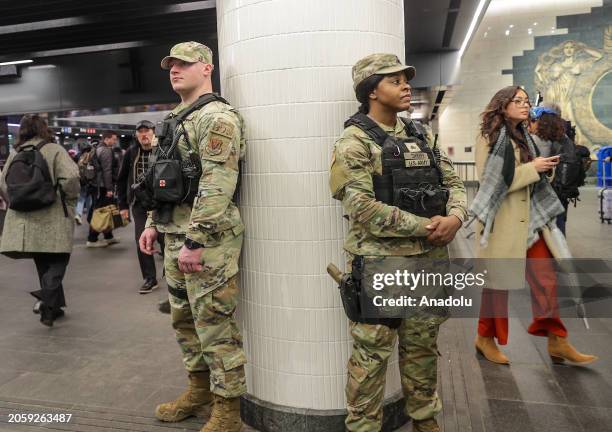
[477,237,568,345]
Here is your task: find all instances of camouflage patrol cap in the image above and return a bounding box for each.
[352,53,416,90]
[160,41,213,70]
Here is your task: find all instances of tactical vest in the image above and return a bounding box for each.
[141,93,230,210]
[345,113,448,218]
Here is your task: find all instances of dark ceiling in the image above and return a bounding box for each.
[0,0,484,63]
[0,0,217,63]
[404,0,484,54]
[0,0,487,122]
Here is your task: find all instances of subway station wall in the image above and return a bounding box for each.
[0,42,219,116]
[439,0,607,161]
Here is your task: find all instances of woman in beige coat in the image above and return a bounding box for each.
[0,115,80,326]
[472,86,597,365]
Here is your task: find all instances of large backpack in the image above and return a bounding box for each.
[78,145,101,186]
[575,144,591,188]
[551,137,588,202]
[5,141,57,212]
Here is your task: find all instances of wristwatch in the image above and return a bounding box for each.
[184,238,205,250]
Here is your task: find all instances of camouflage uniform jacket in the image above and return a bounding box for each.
[146,99,246,244]
[330,117,467,257]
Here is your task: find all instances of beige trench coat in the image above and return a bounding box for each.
[0,140,80,254]
[473,134,553,290]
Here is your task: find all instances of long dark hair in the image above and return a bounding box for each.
[355,74,385,114]
[16,114,55,148]
[533,113,565,142]
[480,86,532,162]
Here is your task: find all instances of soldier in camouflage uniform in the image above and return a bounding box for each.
[329,54,468,432]
[139,42,246,432]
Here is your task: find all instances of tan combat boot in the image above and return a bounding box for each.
[200,394,242,432]
[475,335,510,365]
[413,418,440,432]
[548,334,598,365]
[155,371,213,422]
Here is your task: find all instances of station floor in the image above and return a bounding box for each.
[0,186,610,432]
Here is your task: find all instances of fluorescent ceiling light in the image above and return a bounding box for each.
[8,123,20,127]
[459,0,489,58]
[29,64,56,70]
[0,59,33,66]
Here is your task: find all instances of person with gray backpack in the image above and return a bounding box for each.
[85,131,120,247]
[0,114,80,327]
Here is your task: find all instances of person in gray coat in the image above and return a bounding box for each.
[86,131,120,247]
[0,115,80,326]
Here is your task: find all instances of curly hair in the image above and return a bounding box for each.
[532,112,565,142]
[16,114,55,148]
[481,86,521,142]
[480,86,532,162]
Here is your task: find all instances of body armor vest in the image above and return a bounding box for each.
[345,113,449,218]
[134,93,230,215]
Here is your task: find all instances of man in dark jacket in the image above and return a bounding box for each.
[117,120,164,293]
[86,131,120,247]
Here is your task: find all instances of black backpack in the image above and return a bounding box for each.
[5,141,57,212]
[551,138,588,202]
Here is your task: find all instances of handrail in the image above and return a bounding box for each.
[452,161,477,184]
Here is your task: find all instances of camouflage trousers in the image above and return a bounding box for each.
[164,232,246,399]
[345,247,449,432]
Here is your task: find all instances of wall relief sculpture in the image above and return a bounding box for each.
[534,26,611,150]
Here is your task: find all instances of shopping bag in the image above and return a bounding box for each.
[91,204,127,232]
[90,205,114,232]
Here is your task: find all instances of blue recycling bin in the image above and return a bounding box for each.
[597,146,612,187]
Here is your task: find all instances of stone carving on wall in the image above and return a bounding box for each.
[534,26,612,150]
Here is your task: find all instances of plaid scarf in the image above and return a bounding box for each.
[469,124,565,248]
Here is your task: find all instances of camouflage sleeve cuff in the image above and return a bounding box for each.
[412,216,434,237]
[185,227,212,246]
[448,208,467,224]
[145,213,156,229]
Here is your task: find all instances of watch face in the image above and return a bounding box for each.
[185,239,202,249]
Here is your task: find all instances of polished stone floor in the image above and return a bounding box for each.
[0,187,610,431]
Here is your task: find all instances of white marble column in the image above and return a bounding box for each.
[216,0,406,412]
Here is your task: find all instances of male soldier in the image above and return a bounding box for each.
[139,42,246,432]
[329,54,467,432]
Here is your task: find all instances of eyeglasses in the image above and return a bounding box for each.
[511,98,531,107]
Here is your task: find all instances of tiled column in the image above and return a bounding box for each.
[216,0,406,429]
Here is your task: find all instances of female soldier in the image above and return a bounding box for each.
[471,86,597,365]
[330,54,467,432]
[0,115,80,326]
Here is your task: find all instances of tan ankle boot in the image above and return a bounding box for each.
[201,395,242,432]
[155,371,213,422]
[475,335,510,364]
[548,334,598,365]
[413,417,440,432]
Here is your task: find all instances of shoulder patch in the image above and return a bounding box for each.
[206,137,226,156]
[210,119,235,139]
[203,117,236,161]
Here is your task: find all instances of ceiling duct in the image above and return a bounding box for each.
[442,0,461,48]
